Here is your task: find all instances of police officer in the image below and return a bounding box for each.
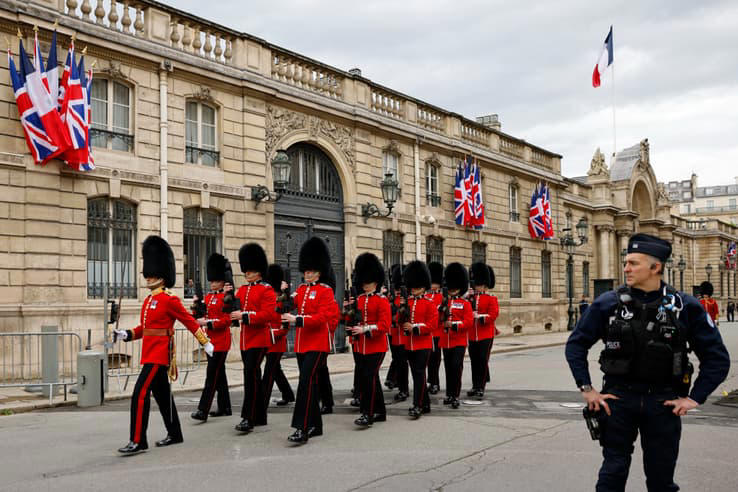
[565,233,730,491]
[115,236,214,454]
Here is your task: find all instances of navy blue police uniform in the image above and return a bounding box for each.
[565,234,730,492]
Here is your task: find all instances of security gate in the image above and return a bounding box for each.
[274,143,346,353]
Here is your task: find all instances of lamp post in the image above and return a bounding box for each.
[705,264,713,283]
[361,172,400,222]
[560,217,589,331]
[666,257,674,286]
[620,248,627,284]
[678,255,686,291]
[719,258,726,297]
[251,150,292,205]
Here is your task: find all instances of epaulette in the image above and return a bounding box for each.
[319,283,331,288]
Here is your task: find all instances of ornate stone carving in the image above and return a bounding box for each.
[191,86,216,104]
[424,152,442,166]
[657,182,669,202]
[383,139,401,157]
[587,147,609,177]
[265,105,355,171]
[639,138,650,165]
[100,61,125,80]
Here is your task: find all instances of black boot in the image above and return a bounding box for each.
[276,396,294,406]
[320,405,333,415]
[429,384,440,395]
[118,441,147,455]
[155,435,183,447]
[235,419,253,433]
[308,427,323,438]
[190,410,208,422]
[466,388,478,397]
[451,398,460,409]
[373,413,387,422]
[350,398,360,407]
[288,429,308,444]
[384,380,396,390]
[394,391,408,402]
[443,396,453,405]
[354,414,373,427]
[408,406,422,419]
[209,408,232,417]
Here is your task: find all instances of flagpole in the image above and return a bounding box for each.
[611,40,617,158]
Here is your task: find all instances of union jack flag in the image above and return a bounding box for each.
[470,158,485,229]
[727,242,737,269]
[61,53,94,171]
[541,183,554,239]
[9,43,70,164]
[58,43,72,112]
[528,183,547,239]
[454,160,472,226]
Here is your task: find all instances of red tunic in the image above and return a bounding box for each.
[439,297,473,349]
[267,296,289,354]
[424,290,444,337]
[403,296,438,351]
[390,294,406,346]
[293,282,334,353]
[204,291,232,352]
[236,282,277,350]
[469,292,499,342]
[700,298,719,323]
[130,288,201,366]
[354,293,391,355]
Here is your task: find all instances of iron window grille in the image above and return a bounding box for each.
[510,247,522,298]
[541,251,552,298]
[183,208,223,297]
[426,236,444,265]
[472,241,487,264]
[383,231,404,270]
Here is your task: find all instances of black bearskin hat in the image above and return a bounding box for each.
[299,236,332,276]
[470,262,491,288]
[322,264,336,291]
[700,281,714,297]
[354,253,385,288]
[444,262,469,296]
[206,253,227,282]
[487,265,496,290]
[142,235,176,288]
[404,260,431,290]
[238,243,268,277]
[390,264,404,289]
[266,264,284,291]
[428,261,444,286]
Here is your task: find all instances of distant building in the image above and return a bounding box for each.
[666,176,738,225]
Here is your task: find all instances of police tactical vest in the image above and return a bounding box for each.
[599,285,693,394]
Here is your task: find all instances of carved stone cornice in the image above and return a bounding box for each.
[265,105,355,171]
[595,224,616,233]
[382,139,402,157]
[190,86,217,105]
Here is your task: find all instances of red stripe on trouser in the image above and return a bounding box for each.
[249,349,266,419]
[134,365,158,443]
[304,353,322,430]
[369,354,385,415]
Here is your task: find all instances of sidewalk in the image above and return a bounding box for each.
[0,330,571,415]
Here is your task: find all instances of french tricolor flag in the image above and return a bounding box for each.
[592,26,613,88]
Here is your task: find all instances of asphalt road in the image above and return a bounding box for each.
[2,326,737,491]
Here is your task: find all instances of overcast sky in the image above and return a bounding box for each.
[176,0,738,186]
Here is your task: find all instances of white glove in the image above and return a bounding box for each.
[114,329,128,342]
[204,342,214,357]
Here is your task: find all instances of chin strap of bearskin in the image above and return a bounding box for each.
[168,334,178,382]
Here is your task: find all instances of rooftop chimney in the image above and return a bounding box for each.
[348,68,362,77]
[476,114,501,130]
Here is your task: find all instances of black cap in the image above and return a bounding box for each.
[627,233,671,263]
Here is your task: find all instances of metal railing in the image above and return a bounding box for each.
[107,327,206,391]
[0,331,83,405]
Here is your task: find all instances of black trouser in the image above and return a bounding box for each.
[407,349,431,409]
[597,385,681,492]
[291,351,326,432]
[197,351,231,414]
[358,352,386,417]
[468,338,494,391]
[318,354,334,408]
[427,337,442,387]
[443,346,466,398]
[728,310,735,322]
[353,350,364,399]
[129,364,181,446]
[386,341,409,392]
[240,348,267,424]
[262,352,294,408]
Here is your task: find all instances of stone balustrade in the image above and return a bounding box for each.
[169,18,233,64]
[460,121,490,148]
[63,0,145,36]
[271,50,344,99]
[371,88,404,119]
[531,149,552,169]
[500,136,525,159]
[417,105,445,133]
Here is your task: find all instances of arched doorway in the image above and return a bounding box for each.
[632,180,653,220]
[274,142,346,352]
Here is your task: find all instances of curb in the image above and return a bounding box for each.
[0,341,568,415]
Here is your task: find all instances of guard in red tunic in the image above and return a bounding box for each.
[699,281,720,325]
[262,264,295,409]
[401,260,439,419]
[115,236,214,455]
[281,237,335,444]
[231,243,277,433]
[425,261,444,395]
[190,253,233,421]
[318,266,340,414]
[467,263,499,399]
[348,253,391,427]
[385,264,409,401]
[439,262,473,409]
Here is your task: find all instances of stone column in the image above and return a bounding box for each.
[597,226,611,278]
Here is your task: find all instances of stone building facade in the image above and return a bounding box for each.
[1,0,736,355]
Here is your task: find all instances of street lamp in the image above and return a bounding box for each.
[678,255,686,291]
[560,217,589,331]
[620,248,627,284]
[719,258,726,296]
[251,150,293,205]
[705,263,713,282]
[361,172,399,223]
[666,257,674,285]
